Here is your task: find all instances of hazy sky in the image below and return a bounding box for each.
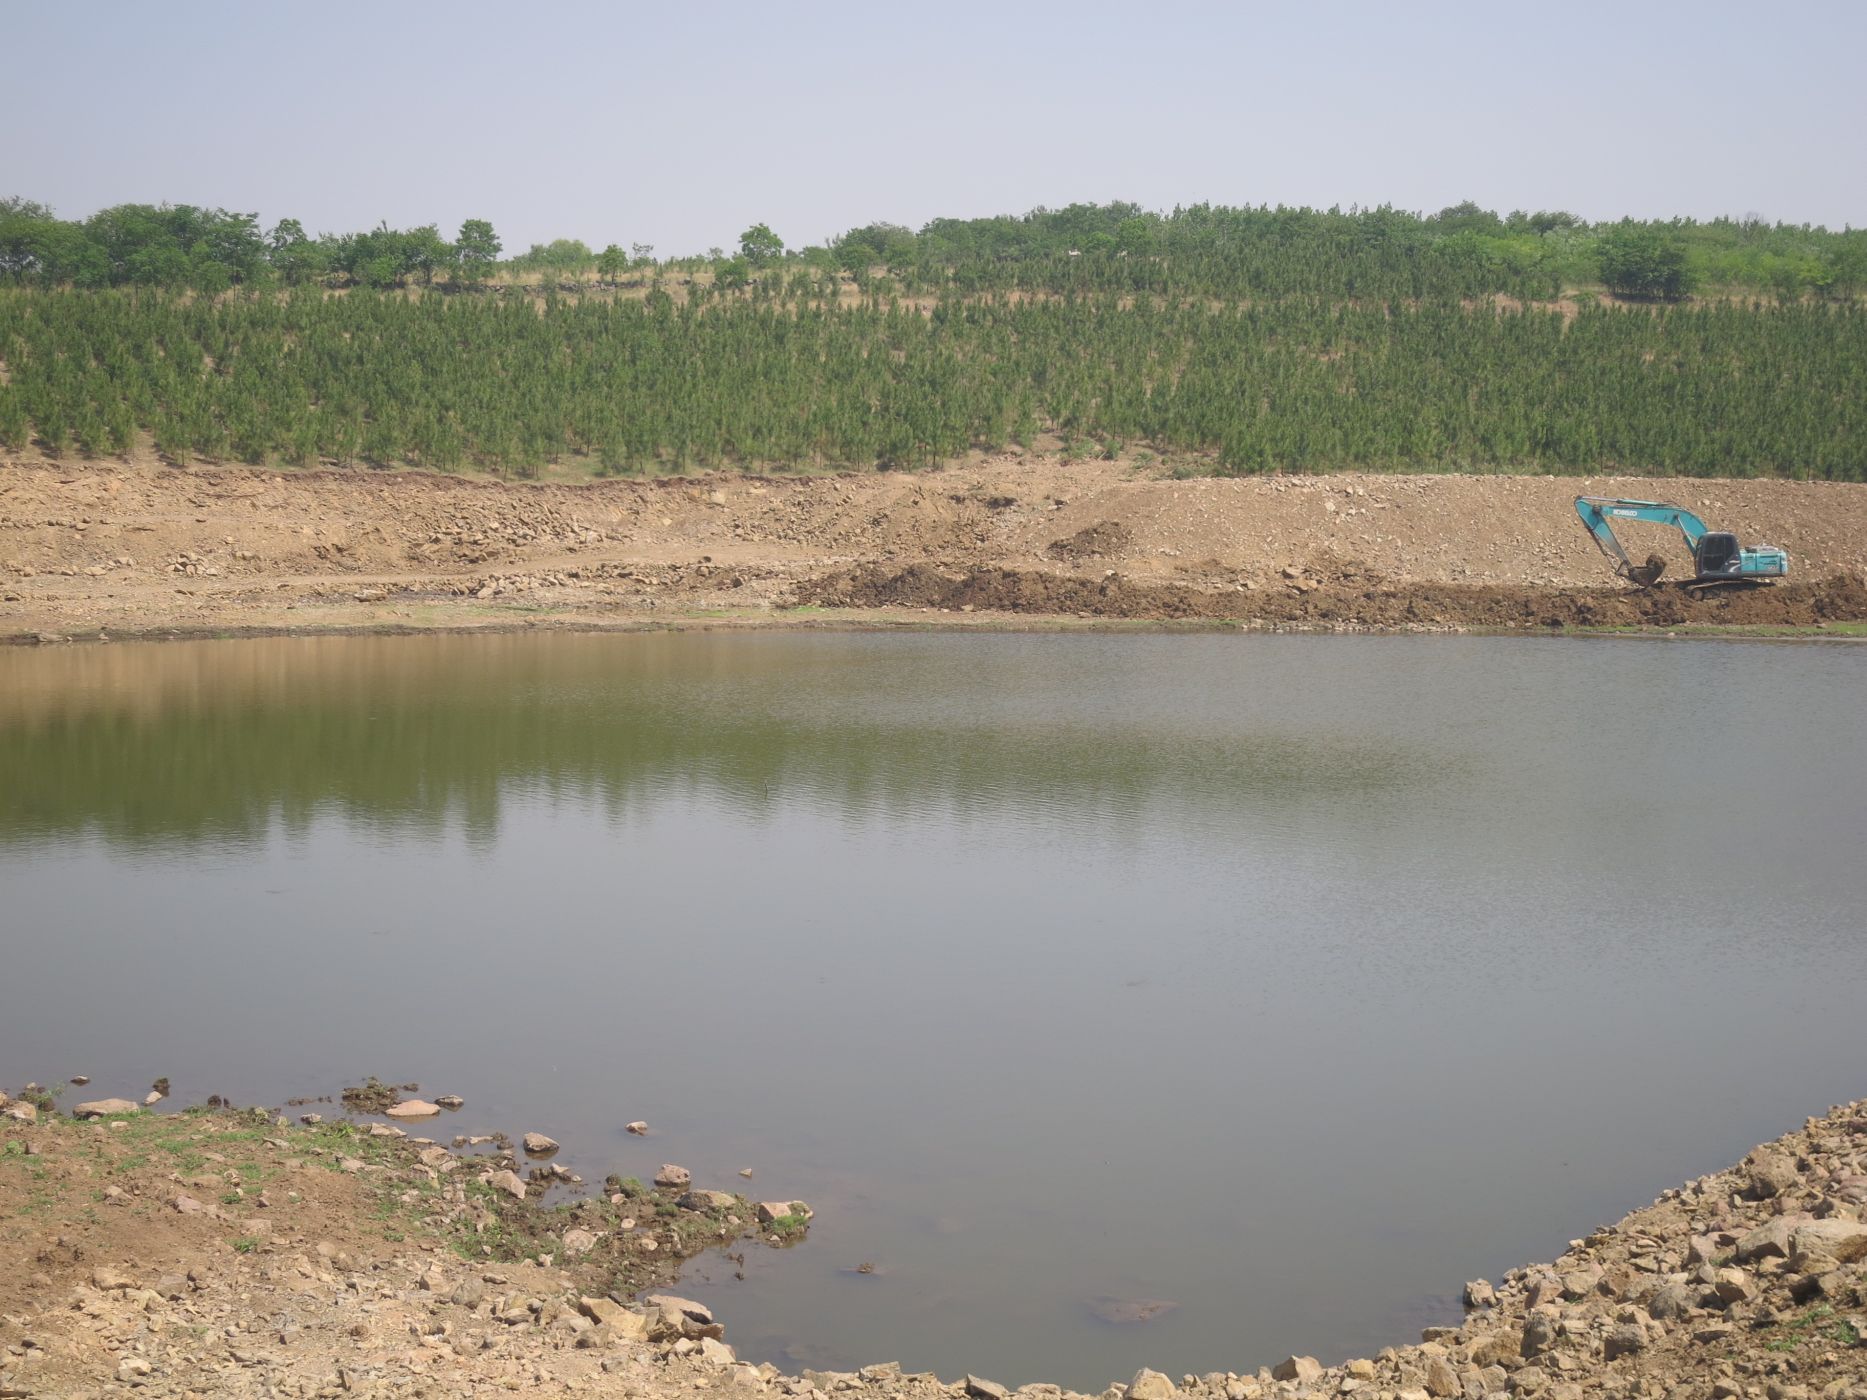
[11,1,1866,253]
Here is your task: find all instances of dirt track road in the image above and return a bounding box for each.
[5,456,1867,638]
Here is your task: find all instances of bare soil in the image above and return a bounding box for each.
[4,455,1867,639]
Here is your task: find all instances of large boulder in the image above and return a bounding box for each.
[1271,1358,1321,1383]
[1788,1220,1867,1269]
[654,1164,692,1188]
[1126,1371,1176,1400]
[1747,1151,1800,1199]
[1735,1216,1798,1262]
[522,1132,560,1155]
[384,1100,440,1119]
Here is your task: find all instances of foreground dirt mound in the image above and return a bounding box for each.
[801,565,1867,630]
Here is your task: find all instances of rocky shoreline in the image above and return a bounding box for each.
[3,1081,1864,1399]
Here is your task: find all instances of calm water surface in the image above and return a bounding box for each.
[3,632,1865,1388]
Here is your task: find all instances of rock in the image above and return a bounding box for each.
[700,1338,738,1367]
[2,1101,36,1123]
[1126,1371,1176,1400]
[739,1167,755,1177]
[1648,1282,1694,1320]
[968,1378,1012,1400]
[1464,1279,1497,1308]
[384,1100,440,1119]
[91,1267,137,1292]
[626,1121,649,1135]
[299,1113,322,1125]
[1603,1323,1647,1361]
[579,1296,627,1327]
[72,1098,140,1119]
[757,1199,813,1224]
[655,1164,693,1188]
[435,1095,465,1109]
[70,1075,90,1085]
[680,1189,739,1212]
[1345,1360,1375,1381]
[1714,1267,1754,1303]
[1748,1152,1800,1199]
[1736,1216,1797,1262]
[645,1294,714,1325]
[487,1169,526,1200]
[1788,1220,1867,1268]
[605,1308,651,1341]
[1521,1315,1559,1358]
[143,1091,163,1106]
[154,1273,188,1300]
[1271,1358,1321,1384]
[1470,1331,1522,1369]
[1559,1266,1602,1300]
[522,1132,560,1155]
[170,1194,206,1214]
[1424,1359,1460,1397]
[561,1228,599,1257]
[117,1358,152,1382]
[451,1280,487,1309]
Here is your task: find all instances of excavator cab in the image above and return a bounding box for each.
[1695,533,1742,577]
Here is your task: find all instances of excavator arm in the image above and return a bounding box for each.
[1573,498,1710,587]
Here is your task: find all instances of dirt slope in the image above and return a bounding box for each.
[4,456,1866,637]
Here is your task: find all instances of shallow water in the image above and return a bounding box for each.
[4,632,1865,1388]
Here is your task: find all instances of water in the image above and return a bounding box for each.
[3,632,1865,1389]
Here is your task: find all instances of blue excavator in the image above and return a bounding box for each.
[1573,497,1789,589]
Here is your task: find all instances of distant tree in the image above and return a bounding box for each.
[1430,200,1505,235]
[715,256,751,289]
[455,219,500,284]
[266,218,324,285]
[631,242,654,263]
[738,223,784,267]
[1597,224,1696,299]
[598,243,626,281]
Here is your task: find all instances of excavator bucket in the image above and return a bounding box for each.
[1625,554,1667,588]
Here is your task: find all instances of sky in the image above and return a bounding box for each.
[9,0,1866,255]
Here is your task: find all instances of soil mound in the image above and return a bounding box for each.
[1045,520,1132,560]
[801,566,1867,630]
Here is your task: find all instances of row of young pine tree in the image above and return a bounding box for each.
[1,287,1860,479]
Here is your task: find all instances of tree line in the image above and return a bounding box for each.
[3,196,1863,301]
[2,286,1860,479]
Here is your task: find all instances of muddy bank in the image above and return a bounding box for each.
[4,1077,1865,1399]
[800,564,1867,630]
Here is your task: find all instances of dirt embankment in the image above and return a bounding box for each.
[4,455,1867,637]
[4,1080,1865,1400]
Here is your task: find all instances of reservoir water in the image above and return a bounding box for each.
[3,632,1865,1389]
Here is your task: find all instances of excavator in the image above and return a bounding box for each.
[1573,497,1789,589]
